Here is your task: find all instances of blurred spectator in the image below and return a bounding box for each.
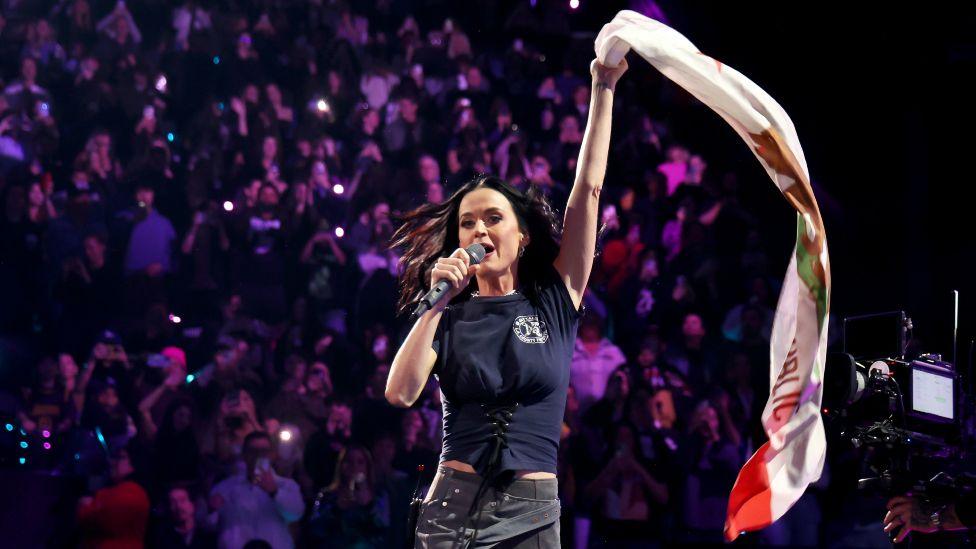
[303,400,353,492]
[584,423,669,547]
[123,182,176,276]
[77,448,151,549]
[307,444,388,547]
[571,314,627,413]
[664,313,719,389]
[209,431,304,549]
[150,485,217,549]
[680,400,743,544]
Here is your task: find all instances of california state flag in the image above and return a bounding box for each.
[595,10,831,541]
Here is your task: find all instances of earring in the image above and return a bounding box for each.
[518,246,525,258]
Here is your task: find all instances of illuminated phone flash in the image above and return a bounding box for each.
[169,314,182,324]
[279,429,293,442]
[332,184,344,195]
[316,99,329,112]
[569,0,580,8]
[334,227,345,238]
[223,201,234,212]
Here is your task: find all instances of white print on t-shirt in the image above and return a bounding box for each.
[513,315,549,344]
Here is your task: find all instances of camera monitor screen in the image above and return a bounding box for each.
[843,311,906,359]
[912,366,954,420]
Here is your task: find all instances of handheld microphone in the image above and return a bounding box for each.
[412,243,486,318]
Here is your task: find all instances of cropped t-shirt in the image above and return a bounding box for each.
[431,264,582,475]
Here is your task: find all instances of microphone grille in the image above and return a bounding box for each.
[465,243,486,265]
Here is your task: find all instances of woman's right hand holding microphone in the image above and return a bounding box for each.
[429,248,480,311]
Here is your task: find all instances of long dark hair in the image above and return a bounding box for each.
[390,174,563,314]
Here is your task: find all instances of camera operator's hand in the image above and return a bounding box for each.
[884,495,965,542]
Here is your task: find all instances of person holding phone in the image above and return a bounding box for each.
[307,444,389,548]
[209,431,305,549]
[387,57,628,548]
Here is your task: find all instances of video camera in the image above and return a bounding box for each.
[823,310,974,504]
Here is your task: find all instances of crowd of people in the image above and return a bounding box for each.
[0,2,848,547]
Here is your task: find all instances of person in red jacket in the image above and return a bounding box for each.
[77,447,150,549]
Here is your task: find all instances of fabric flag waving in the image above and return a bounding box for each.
[594,10,831,541]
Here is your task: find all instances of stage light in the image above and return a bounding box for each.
[43,442,51,450]
[4,423,12,432]
[279,429,293,442]
[19,458,26,465]
[186,374,196,384]
[316,99,330,113]
[20,441,28,449]
[334,227,345,238]
[169,314,182,324]
[155,75,168,93]
[569,0,579,9]
[167,132,175,142]
[213,56,221,65]
[42,430,50,438]
[74,453,81,461]
[333,184,344,195]
[223,201,234,212]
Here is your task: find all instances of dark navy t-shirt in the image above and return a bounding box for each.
[431,264,582,475]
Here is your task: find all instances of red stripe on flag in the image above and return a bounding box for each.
[724,441,774,541]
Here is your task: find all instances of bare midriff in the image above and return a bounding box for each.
[423,460,555,504]
[440,459,556,480]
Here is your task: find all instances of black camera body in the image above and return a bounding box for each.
[824,311,971,504]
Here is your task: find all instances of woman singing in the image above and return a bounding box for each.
[387,58,628,548]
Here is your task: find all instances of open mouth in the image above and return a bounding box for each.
[480,243,495,258]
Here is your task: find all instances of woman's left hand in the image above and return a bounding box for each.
[590,58,629,91]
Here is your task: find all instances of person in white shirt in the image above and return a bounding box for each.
[571,314,627,412]
[209,431,305,549]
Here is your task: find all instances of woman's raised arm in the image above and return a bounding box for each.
[554,58,628,309]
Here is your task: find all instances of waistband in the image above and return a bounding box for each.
[437,466,558,501]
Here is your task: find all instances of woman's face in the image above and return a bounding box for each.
[457,188,526,276]
[341,448,369,481]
